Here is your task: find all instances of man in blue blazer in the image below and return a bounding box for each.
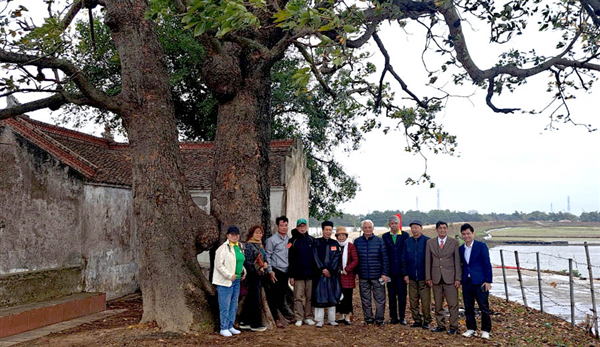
[459,223,493,340]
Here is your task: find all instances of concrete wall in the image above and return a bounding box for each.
[0,126,138,302]
[0,266,83,307]
[81,185,138,300]
[283,139,311,228]
[1,123,310,304]
[0,127,85,275]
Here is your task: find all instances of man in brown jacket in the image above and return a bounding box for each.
[425,221,461,335]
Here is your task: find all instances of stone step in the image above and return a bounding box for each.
[0,292,105,338]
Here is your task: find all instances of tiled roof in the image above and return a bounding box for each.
[3,116,292,188]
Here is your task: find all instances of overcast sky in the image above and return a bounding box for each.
[337,21,600,216]
[3,3,599,216]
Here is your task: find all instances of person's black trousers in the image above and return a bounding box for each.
[463,278,492,332]
[241,272,263,328]
[266,268,289,321]
[337,288,354,314]
[388,274,407,321]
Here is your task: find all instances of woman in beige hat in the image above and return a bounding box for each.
[335,226,359,324]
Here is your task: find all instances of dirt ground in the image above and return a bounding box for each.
[16,291,599,347]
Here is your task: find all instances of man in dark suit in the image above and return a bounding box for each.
[459,223,493,340]
[425,220,461,334]
[382,215,409,324]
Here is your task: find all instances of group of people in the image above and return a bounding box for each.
[211,215,493,341]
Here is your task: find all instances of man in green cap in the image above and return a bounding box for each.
[288,218,316,326]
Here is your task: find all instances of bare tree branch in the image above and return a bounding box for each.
[0,49,119,112]
[485,76,519,113]
[59,0,84,30]
[345,21,381,49]
[441,2,595,83]
[581,0,600,27]
[293,41,337,98]
[372,32,428,109]
[0,94,65,120]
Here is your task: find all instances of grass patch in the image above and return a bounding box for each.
[490,226,600,238]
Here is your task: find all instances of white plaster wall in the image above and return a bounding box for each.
[270,187,285,227]
[283,139,311,228]
[189,189,210,213]
[81,185,138,300]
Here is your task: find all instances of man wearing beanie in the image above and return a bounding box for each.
[312,220,342,327]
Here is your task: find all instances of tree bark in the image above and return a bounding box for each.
[104,0,218,332]
[206,52,274,240]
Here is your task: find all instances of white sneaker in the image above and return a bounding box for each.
[329,321,339,326]
[229,327,241,335]
[220,329,232,337]
[462,329,477,337]
[295,320,303,327]
[316,321,324,328]
[481,331,490,340]
[304,319,316,326]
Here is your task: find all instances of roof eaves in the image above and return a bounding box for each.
[4,117,98,179]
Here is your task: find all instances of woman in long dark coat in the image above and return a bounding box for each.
[239,225,268,332]
[312,220,342,327]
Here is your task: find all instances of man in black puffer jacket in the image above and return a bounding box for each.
[288,218,316,326]
[354,219,389,326]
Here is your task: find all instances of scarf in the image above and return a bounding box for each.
[339,239,349,270]
[248,238,266,268]
[247,238,262,245]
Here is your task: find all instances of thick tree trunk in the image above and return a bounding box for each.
[104,0,218,332]
[210,68,273,240]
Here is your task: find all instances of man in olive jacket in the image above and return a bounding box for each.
[381,215,409,325]
[425,220,461,334]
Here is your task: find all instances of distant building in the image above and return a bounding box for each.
[0,115,309,304]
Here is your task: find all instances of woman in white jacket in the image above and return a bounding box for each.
[212,226,247,337]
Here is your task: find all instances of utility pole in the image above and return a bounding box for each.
[437,189,440,210]
[550,203,553,213]
[567,196,571,213]
[416,197,419,211]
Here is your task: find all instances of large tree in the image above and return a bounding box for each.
[55,18,367,220]
[0,0,220,332]
[2,0,600,333]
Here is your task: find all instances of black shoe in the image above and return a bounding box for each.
[410,322,422,328]
[364,319,374,325]
[422,323,430,330]
[339,319,351,326]
[399,319,407,325]
[431,327,446,333]
[447,328,457,335]
[389,318,399,325]
[376,321,385,326]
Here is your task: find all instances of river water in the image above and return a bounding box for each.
[489,245,600,274]
[489,245,600,333]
